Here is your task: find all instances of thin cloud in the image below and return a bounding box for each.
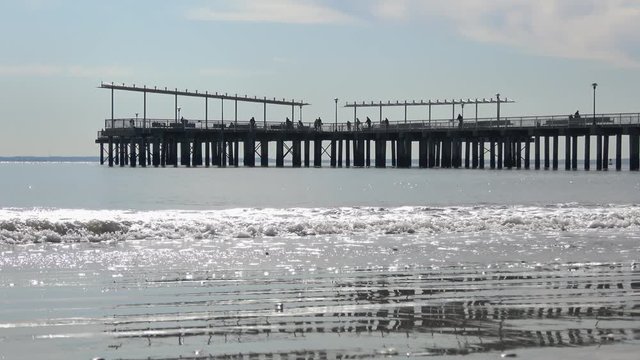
[371,0,640,67]
[0,64,61,77]
[372,0,408,20]
[186,0,356,25]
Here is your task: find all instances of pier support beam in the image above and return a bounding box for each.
[534,136,540,170]
[630,134,639,171]
[584,135,590,170]
[292,140,302,168]
[571,135,578,170]
[193,140,202,167]
[314,139,322,167]
[544,136,550,169]
[497,140,503,169]
[427,139,435,168]
[616,134,622,171]
[524,140,530,169]
[603,136,609,170]
[377,139,387,168]
[139,138,147,167]
[330,140,337,168]
[108,139,113,167]
[419,138,427,168]
[244,136,256,167]
[503,139,511,169]
[365,140,370,167]
[260,140,269,167]
[337,140,343,167]
[489,141,495,169]
[304,140,310,167]
[204,141,210,167]
[596,135,603,171]
[565,136,571,171]
[276,139,284,168]
[552,136,559,170]
[346,139,351,168]
[479,140,485,169]
[441,139,452,168]
[390,140,396,167]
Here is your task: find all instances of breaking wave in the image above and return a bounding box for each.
[1,204,639,244]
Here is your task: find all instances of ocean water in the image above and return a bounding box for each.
[0,162,638,360]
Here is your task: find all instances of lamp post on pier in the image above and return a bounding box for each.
[334,98,338,131]
[592,83,598,122]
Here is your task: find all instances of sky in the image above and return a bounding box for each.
[1,0,640,156]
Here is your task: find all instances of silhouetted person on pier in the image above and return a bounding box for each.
[346,120,351,131]
[366,117,372,129]
[298,119,304,129]
[249,117,256,128]
[574,110,581,119]
[355,118,361,130]
[285,117,292,129]
[384,118,389,128]
[457,114,463,128]
[314,117,323,131]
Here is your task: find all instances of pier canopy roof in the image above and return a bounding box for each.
[344,97,515,108]
[100,82,310,107]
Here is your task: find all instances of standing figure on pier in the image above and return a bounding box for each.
[355,118,361,131]
[347,120,351,131]
[384,118,389,128]
[285,117,293,129]
[457,113,463,128]
[366,117,372,129]
[249,117,256,129]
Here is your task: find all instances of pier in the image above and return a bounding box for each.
[96,83,640,171]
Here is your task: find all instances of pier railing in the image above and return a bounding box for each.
[103,112,640,133]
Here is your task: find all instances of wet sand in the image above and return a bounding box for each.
[1,231,638,359]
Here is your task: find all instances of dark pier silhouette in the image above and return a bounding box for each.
[96,83,640,171]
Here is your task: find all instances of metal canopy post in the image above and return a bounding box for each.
[475,99,478,126]
[174,90,178,123]
[205,94,208,129]
[143,87,147,129]
[404,102,407,123]
[263,99,266,129]
[221,98,224,127]
[235,97,238,127]
[111,84,114,128]
[496,93,501,127]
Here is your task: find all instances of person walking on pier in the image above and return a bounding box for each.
[285,117,293,129]
[384,118,389,128]
[355,118,361,131]
[249,117,256,129]
[298,119,304,129]
[457,113,464,128]
[346,120,352,131]
[366,117,372,129]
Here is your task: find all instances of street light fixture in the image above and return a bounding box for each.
[334,98,338,131]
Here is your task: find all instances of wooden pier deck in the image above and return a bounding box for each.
[95,83,640,171]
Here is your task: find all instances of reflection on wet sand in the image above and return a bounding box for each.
[106,263,639,359]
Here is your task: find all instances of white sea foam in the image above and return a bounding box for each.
[0,204,639,244]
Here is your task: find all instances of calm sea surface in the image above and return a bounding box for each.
[0,162,638,360]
